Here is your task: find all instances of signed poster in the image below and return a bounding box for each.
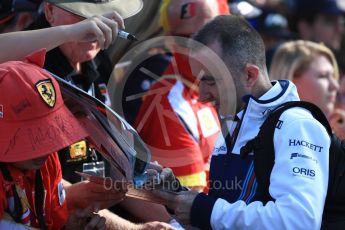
[52,73,151,184]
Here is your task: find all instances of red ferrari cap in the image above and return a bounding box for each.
[0,49,88,162]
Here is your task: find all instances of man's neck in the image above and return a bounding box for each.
[253,74,272,99]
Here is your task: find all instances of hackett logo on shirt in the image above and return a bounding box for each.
[289,139,323,152]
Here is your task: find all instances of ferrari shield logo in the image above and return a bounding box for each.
[36,80,56,108]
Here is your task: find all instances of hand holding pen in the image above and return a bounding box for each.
[100,11,138,43]
[99,11,138,43]
[65,11,137,50]
[118,30,138,41]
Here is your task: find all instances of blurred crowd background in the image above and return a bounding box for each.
[1,0,345,227]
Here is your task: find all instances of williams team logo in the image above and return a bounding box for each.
[36,80,56,108]
[290,152,318,164]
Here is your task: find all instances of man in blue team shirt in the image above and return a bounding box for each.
[154,15,330,230]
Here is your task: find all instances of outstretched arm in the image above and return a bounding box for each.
[0,11,124,63]
[98,209,178,230]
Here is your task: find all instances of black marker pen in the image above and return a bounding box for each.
[118,30,138,41]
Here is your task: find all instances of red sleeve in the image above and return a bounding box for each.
[43,153,68,230]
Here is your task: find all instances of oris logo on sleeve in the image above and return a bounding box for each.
[292,167,315,179]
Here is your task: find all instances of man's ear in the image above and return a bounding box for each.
[244,64,259,87]
[44,2,55,25]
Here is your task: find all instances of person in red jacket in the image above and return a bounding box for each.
[135,0,229,191]
[0,49,105,229]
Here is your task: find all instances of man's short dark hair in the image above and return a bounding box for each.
[192,15,267,78]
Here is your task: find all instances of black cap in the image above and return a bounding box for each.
[248,8,292,39]
[296,0,345,17]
